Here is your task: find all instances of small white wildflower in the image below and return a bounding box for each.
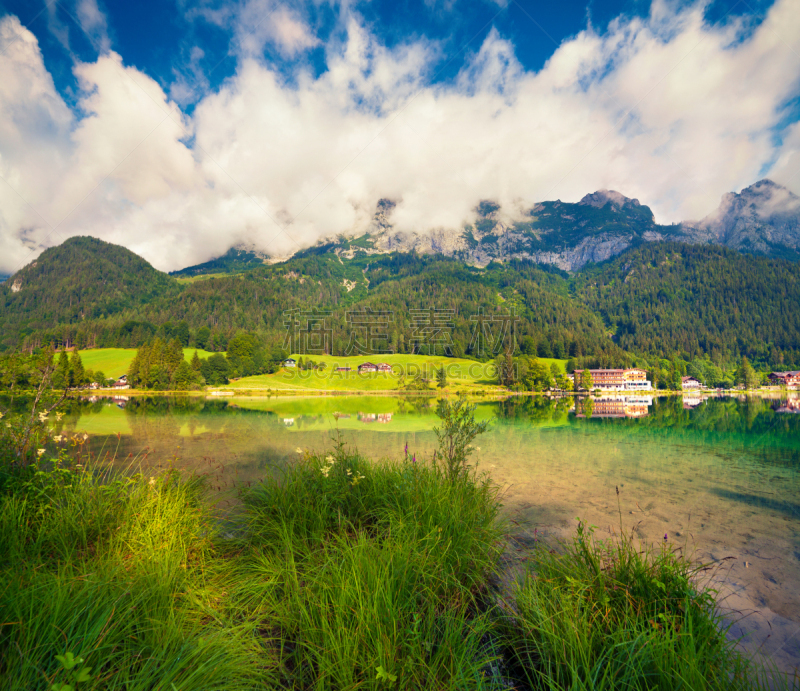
[53,435,63,443]
[320,466,331,477]
[83,433,88,440]
[149,477,156,487]
[37,449,45,457]
[346,469,352,476]
[325,455,334,463]
[295,447,303,454]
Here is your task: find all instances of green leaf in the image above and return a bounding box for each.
[73,666,92,683]
[55,652,81,670]
[375,665,397,684]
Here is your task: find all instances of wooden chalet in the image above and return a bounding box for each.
[769,371,800,388]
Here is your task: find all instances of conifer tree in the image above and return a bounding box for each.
[69,350,85,386]
[53,350,70,389]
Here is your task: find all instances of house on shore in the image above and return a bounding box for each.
[573,368,652,391]
[681,376,702,390]
[769,371,800,388]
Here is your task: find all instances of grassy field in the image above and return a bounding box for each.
[79,347,220,378]
[229,354,567,393]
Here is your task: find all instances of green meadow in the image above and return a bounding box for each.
[72,349,567,392]
[78,347,220,378]
[229,353,567,393]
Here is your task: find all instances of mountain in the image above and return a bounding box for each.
[169,246,270,277]
[177,180,800,276]
[284,192,685,272]
[681,179,800,261]
[3,234,800,368]
[0,236,179,350]
[574,242,800,364]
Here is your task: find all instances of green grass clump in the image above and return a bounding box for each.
[501,520,786,690]
[0,460,266,690]
[233,443,507,688]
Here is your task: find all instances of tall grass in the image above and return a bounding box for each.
[233,442,507,688]
[0,459,267,690]
[499,519,795,690]
[0,436,508,689]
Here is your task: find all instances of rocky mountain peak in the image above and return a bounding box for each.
[579,190,640,210]
[682,179,800,260]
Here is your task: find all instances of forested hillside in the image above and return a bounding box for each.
[0,237,179,350]
[574,243,800,366]
[2,237,800,369]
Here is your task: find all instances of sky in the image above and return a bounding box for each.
[0,0,799,274]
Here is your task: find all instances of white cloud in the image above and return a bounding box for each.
[76,0,111,54]
[1,0,799,275]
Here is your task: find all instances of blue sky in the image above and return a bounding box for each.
[2,0,779,106]
[0,0,798,272]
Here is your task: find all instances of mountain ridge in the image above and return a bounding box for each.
[174,179,800,275]
[2,234,800,369]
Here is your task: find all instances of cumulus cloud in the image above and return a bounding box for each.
[1,0,799,274]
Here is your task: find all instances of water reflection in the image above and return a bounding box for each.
[576,395,653,418]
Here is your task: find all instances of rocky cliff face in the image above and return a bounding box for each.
[349,190,681,270]
[179,180,800,275]
[682,180,800,260]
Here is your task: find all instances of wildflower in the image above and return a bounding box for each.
[53,435,63,443]
[325,455,334,463]
[83,433,88,440]
[0,411,3,418]
[411,454,416,464]
[55,412,63,421]
[663,533,668,542]
[346,469,352,476]
[351,473,365,487]
[404,442,408,458]
[295,447,303,454]
[321,466,331,477]
[149,477,156,487]
[37,449,45,457]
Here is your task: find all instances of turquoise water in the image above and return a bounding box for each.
[31,392,800,666]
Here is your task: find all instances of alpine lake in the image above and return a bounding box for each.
[34,391,800,673]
